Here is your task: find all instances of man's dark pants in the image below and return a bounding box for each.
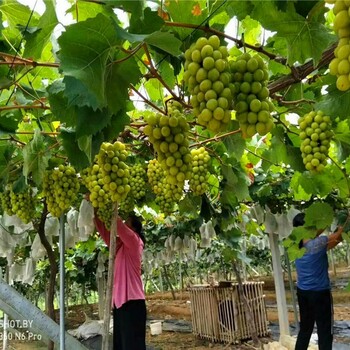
[295,288,333,350]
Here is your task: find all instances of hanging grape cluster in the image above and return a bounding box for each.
[9,189,36,224]
[328,0,350,91]
[42,165,80,217]
[96,201,113,230]
[183,35,233,132]
[129,163,147,200]
[143,101,192,187]
[147,159,183,213]
[189,147,211,196]
[298,110,333,171]
[229,52,274,138]
[0,190,14,216]
[85,141,131,212]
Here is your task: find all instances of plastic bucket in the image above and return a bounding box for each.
[150,321,162,335]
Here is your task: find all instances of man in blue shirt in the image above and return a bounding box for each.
[293,213,343,350]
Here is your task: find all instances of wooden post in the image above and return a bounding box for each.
[269,232,290,336]
[102,205,118,350]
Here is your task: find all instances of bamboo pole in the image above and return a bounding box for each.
[102,204,118,350]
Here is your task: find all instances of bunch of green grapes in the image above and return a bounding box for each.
[229,52,274,138]
[119,195,135,219]
[42,165,80,217]
[147,159,183,214]
[129,163,147,200]
[298,110,333,171]
[9,189,36,224]
[96,200,113,230]
[328,0,350,91]
[189,147,211,195]
[143,102,192,187]
[183,35,233,132]
[86,141,131,208]
[0,190,14,216]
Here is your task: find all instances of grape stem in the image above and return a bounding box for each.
[164,21,282,62]
[129,84,167,115]
[190,129,241,147]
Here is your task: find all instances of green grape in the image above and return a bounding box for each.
[42,164,80,217]
[96,201,113,230]
[85,141,131,210]
[0,189,14,216]
[129,163,147,200]
[119,195,135,220]
[184,35,233,132]
[230,52,274,138]
[144,102,192,188]
[329,3,350,91]
[298,110,333,172]
[189,147,211,196]
[147,159,183,214]
[9,188,36,224]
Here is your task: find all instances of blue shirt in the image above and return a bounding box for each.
[295,235,330,291]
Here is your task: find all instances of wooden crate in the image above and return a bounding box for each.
[187,282,269,343]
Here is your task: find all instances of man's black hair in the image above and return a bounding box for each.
[293,213,306,249]
[293,212,305,227]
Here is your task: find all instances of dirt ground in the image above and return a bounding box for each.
[7,266,350,349]
[144,266,350,349]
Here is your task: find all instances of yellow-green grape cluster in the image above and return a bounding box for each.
[229,52,274,138]
[119,195,135,219]
[129,163,147,200]
[147,159,183,214]
[0,190,14,216]
[42,165,80,217]
[298,110,333,171]
[143,102,192,187]
[96,200,113,230]
[9,189,36,224]
[86,141,130,208]
[328,0,350,91]
[189,147,211,195]
[183,35,233,132]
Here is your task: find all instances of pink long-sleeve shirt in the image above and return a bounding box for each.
[94,216,145,309]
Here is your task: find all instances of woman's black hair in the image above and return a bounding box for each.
[293,213,305,249]
[129,214,146,246]
[293,212,305,227]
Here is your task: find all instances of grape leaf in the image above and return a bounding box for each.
[57,13,120,110]
[106,56,141,114]
[47,80,77,126]
[0,110,23,133]
[59,128,90,170]
[316,82,350,120]
[144,31,182,57]
[22,130,50,186]
[0,0,39,27]
[0,144,16,186]
[305,202,334,229]
[23,0,58,59]
[290,172,312,201]
[226,0,254,21]
[129,7,164,34]
[251,1,335,64]
[67,1,115,21]
[108,0,143,18]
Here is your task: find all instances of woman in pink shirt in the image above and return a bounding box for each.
[94,213,146,350]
